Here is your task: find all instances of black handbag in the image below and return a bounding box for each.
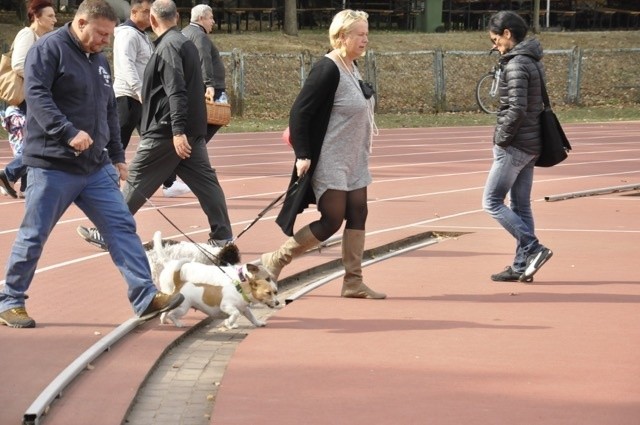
[534,63,572,167]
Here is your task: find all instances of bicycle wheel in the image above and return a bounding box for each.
[476,73,500,114]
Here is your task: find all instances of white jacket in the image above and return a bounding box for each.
[112,23,153,101]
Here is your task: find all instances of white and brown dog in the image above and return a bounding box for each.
[144,231,241,284]
[158,259,279,329]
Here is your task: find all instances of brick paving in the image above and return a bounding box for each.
[124,284,304,425]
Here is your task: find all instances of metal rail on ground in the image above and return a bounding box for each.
[544,183,640,202]
[22,230,454,425]
[285,232,448,304]
[22,318,142,425]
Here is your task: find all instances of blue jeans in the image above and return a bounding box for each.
[483,145,541,272]
[0,165,158,316]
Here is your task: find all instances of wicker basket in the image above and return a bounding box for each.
[205,99,231,126]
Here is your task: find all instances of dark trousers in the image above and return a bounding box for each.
[163,123,222,188]
[122,135,233,240]
[116,96,142,151]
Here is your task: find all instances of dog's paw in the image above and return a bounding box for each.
[161,313,184,327]
[254,320,267,327]
[223,319,239,329]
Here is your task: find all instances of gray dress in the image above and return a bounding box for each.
[311,56,375,203]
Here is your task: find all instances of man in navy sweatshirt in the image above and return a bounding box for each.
[0,0,183,328]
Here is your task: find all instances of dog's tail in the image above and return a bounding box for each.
[152,230,168,262]
[158,259,190,294]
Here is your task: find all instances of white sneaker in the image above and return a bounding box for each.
[163,179,191,197]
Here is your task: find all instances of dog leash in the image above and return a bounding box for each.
[232,175,304,242]
[106,166,302,273]
[104,168,224,266]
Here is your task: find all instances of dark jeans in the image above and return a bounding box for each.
[116,95,142,151]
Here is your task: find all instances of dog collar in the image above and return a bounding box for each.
[236,266,247,282]
[234,280,251,303]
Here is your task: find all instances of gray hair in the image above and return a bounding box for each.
[191,4,212,22]
[151,0,177,22]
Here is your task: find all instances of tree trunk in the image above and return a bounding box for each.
[13,0,28,25]
[532,0,540,34]
[283,0,298,36]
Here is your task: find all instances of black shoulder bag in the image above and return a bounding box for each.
[534,63,572,167]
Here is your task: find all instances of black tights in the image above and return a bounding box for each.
[308,187,368,241]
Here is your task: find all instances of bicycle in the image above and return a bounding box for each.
[475,49,502,114]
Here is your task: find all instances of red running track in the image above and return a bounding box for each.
[1,122,639,425]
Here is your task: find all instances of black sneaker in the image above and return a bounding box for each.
[0,170,17,199]
[520,248,553,282]
[139,292,184,321]
[491,266,532,283]
[76,226,107,251]
[208,238,233,247]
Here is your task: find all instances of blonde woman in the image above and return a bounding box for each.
[0,0,56,198]
[261,9,384,299]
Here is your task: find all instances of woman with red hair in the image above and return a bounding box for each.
[0,0,57,199]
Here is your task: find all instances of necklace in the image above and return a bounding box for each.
[335,54,378,150]
[337,55,356,77]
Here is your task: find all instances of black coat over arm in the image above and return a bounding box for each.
[275,57,340,236]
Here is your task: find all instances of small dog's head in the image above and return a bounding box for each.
[240,263,279,308]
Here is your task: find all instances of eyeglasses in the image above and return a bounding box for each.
[490,34,501,45]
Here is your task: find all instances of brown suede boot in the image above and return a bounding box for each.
[341,229,386,299]
[260,225,320,281]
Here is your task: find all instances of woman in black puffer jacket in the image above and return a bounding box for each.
[482,11,554,283]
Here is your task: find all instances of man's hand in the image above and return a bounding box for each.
[173,134,191,159]
[114,162,128,181]
[205,87,215,102]
[68,130,94,155]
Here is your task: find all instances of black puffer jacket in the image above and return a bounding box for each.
[494,38,545,154]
